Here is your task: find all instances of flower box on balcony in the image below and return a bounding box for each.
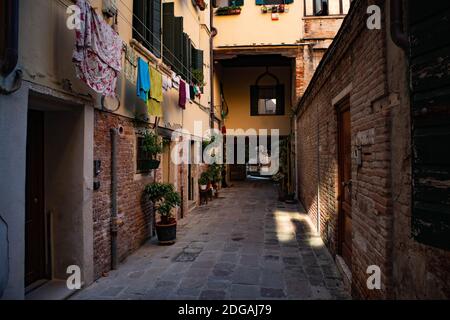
[215,6,242,16]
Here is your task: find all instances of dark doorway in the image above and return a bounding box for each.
[25,110,49,287]
[337,99,352,268]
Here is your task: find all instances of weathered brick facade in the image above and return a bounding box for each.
[295,0,450,299]
[93,110,209,279]
[93,111,157,278]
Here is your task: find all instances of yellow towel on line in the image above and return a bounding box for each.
[149,66,163,102]
[147,98,163,117]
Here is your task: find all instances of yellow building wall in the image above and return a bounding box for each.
[214,2,303,47]
[221,66,291,136]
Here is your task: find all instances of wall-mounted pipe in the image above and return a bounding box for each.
[209,1,217,129]
[390,0,408,50]
[110,128,119,270]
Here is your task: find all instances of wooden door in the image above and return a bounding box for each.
[337,101,352,267]
[25,110,48,286]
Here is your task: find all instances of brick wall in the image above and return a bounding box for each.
[303,16,345,40]
[296,0,391,298]
[93,112,207,278]
[93,111,161,278]
[295,0,450,299]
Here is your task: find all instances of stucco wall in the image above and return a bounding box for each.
[221,66,291,135]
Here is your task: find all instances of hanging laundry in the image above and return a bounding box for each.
[179,79,187,109]
[124,44,137,85]
[72,0,123,97]
[189,85,195,101]
[185,81,191,102]
[136,57,150,102]
[147,66,163,117]
[194,85,202,98]
[162,74,170,91]
[172,72,180,90]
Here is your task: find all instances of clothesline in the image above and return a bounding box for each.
[57,0,203,84]
[114,0,205,84]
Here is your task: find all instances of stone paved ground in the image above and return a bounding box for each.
[72,179,350,300]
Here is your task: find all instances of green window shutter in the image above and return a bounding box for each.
[173,17,183,76]
[409,1,450,250]
[182,33,190,81]
[285,0,294,4]
[276,85,285,115]
[250,86,258,116]
[152,0,162,57]
[255,0,264,5]
[133,0,146,44]
[162,3,175,67]
[232,0,244,6]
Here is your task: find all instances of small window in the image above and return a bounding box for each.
[250,85,285,116]
[133,0,161,57]
[136,136,150,173]
[314,0,329,16]
[216,0,244,7]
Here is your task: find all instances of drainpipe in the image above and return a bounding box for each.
[390,0,408,51]
[110,128,119,270]
[0,0,22,94]
[209,4,217,129]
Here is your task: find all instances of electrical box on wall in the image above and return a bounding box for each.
[103,0,118,18]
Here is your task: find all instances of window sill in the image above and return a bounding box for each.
[303,15,346,20]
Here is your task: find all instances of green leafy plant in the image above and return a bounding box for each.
[142,131,162,158]
[208,163,222,183]
[216,5,242,16]
[191,68,206,87]
[198,172,210,186]
[202,136,215,151]
[145,183,181,224]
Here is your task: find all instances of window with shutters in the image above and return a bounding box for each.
[216,0,245,7]
[304,0,350,16]
[191,45,204,86]
[133,0,162,57]
[250,85,285,116]
[255,0,294,5]
[409,1,450,250]
[163,2,203,86]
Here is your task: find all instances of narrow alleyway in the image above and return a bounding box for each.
[72,179,350,300]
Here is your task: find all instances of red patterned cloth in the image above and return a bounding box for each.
[73,0,123,96]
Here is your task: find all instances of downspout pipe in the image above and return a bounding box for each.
[209,5,217,129]
[390,0,408,51]
[0,0,22,95]
[110,128,119,270]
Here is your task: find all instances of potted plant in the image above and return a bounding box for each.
[272,171,286,201]
[142,131,162,170]
[199,172,210,191]
[208,164,222,198]
[191,68,206,88]
[261,5,268,13]
[145,183,181,244]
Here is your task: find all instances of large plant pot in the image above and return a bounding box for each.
[141,159,160,170]
[155,221,177,245]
